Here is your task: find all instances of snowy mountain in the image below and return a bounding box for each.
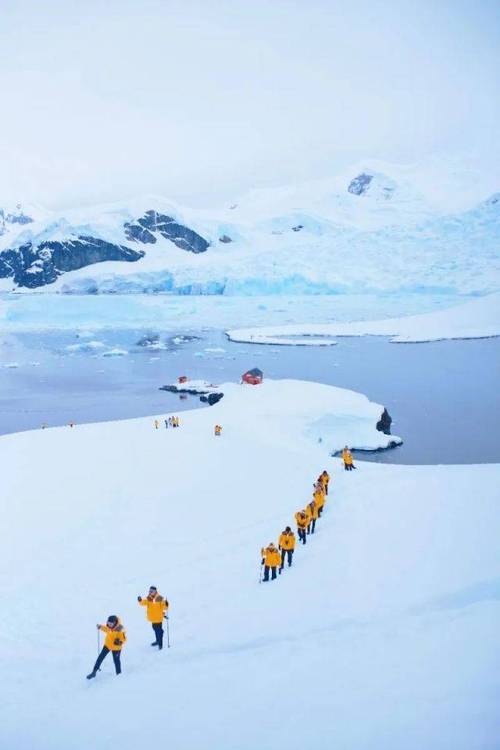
[1,167,499,294]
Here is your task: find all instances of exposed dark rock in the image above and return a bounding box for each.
[376,408,393,435]
[124,222,157,244]
[292,225,304,232]
[200,392,224,406]
[125,210,209,253]
[160,383,224,406]
[219,234,233,243]
[6,211,33,224]
[0,236,144,289]
[348,173,373,196]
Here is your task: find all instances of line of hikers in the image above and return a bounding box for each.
[260,469,330,582]
[154,416,180,429]
[86,586,169,680]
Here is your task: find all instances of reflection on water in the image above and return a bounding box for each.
[0,327,498,465]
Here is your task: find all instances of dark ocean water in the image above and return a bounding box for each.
[1,328,498,464]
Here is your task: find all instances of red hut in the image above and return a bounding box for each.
[178,375,188,384]
[242,367,263,385]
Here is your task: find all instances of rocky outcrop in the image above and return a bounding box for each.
[160,382,224,406]
[348,173,373,196]
[0,237,144,289]
[376,408,393,435]
[200,392,224,406]
[219,234,233,243]
[125,210,210,253]
[0,207,34,237]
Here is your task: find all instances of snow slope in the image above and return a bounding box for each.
[1,379,499,749]
[228,292,500,344]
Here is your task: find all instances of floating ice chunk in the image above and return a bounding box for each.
[102,348,128,357]
[66,341,106,352]
[4,362,20,368]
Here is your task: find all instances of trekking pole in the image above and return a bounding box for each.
[166,615,171,648]
[97,626,100,657]
[259,564,263,584]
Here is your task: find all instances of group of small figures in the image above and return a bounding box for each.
[260,470,330,582]
[154,416,181,429]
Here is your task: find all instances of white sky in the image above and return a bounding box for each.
[0,0,499,209]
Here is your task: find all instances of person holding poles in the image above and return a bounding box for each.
[278,527,296,570]
[138,586,169,650]
[86,615,126,679]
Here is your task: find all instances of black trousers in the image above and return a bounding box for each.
[344,463,353,471]
[318,506,323,517]
[152,622,164,648]
[93,646,121,675]
[263,565,277,581]
[280,549,293,568]
[310,518,316,534]
[297,527,306,544]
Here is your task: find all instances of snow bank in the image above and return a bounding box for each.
[228,292,500,344]
[1,379,498,750]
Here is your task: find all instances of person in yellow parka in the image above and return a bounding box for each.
[138,586,169,649]
[319,470,330,495]
[87,615,126,679]
[342,446,355,471]
[295,509,309,545]
[278,526,296,570]
[313,483,325,518]
[261,542,281,581]
[304,503,313,534]
[307,498,319,534]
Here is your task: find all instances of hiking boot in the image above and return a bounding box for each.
[86,672,96,680]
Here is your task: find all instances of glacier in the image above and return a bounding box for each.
[0,169,499,296]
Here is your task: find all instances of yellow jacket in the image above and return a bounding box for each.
[295,511,309,529]
[139,595,169,623]
[279,531,296,550]
[99,621,126,651]
[342,449,353,465]
[313,489,325,508]
[261,546,281,567]
[308,501,318,520]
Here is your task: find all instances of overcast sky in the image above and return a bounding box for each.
[0,0,499,209]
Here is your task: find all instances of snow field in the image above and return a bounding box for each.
[0,379,499,749]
